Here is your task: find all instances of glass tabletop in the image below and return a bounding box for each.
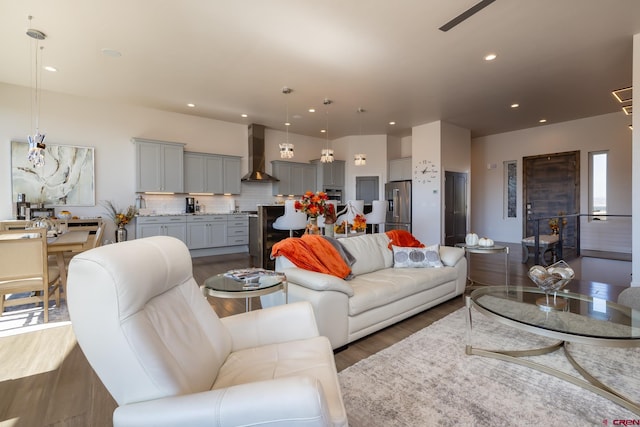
[469,286,640,340]
[455,243,508,253]
[204,269,286,293]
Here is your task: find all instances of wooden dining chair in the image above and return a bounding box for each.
[0,228,62,323]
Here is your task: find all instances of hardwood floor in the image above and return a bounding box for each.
[0,242,629,426]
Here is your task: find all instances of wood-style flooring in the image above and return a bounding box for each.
[0,243,629,426]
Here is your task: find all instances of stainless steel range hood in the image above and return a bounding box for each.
[241,124,279,182]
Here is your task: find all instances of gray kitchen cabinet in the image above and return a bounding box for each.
[184,152,224,194]
[388,157,412,181]
[135,216,187,242]
[312,159,345,189]
[184,152,241,195]
[271,161,317,196]
[226,214,248,245]
[223,156,242,194]
[133,138,185,193]
[186,215,227,249]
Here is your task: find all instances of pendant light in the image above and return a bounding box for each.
[320,98,334,163]
[354,107,366,166]
[26,15,47,168]
[279,87,294,159]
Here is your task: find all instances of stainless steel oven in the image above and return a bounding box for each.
[324,188,342,203]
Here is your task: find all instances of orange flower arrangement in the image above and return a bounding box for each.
[102,200,137,226]
[294,191,328,218]
[352,214,367,232]
[334,214,367,234]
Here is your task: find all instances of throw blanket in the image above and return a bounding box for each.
[385,230,425,249]
[271,234,352,279]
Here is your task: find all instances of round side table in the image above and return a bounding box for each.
[455,243,509,287]
[203,270,288,312]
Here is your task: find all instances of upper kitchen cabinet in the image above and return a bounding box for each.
[222,156,242,194]
[388,157,412,181]
[184,152,242,195]
[133,138,185,193]
[311,159,345,189]
[185,152,223,194]
[271,161,316,196]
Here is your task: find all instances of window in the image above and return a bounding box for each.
[503,160,517,218]
[589,151,607,219]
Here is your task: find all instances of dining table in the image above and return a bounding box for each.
[47,230,90,290]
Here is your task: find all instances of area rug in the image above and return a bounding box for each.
[0,295,70,336]
[338,307,640,426]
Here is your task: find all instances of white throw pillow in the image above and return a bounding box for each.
[392,244,443,268]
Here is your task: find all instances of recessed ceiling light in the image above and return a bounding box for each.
[101,48,122,58]
[389,121,396,126]
[187,103,195,108]
[484,53,497,61]
[612,87,632,103]
[539,119,547,123]
[308,108,316,113]
[511,103,519,108]
[43,65,57,72]
[241,114,248,118]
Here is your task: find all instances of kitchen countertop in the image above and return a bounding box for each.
[136,212,252,217]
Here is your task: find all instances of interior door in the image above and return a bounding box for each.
[356,176,379,204]
[444,171,467,246]
[523,151,579,247]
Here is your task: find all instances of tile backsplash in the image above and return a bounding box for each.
[140,182,291,214]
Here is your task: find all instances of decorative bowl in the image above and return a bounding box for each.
[527,260,575,293]
[58,211,72,220]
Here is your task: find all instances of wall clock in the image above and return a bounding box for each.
[413,159,438,184]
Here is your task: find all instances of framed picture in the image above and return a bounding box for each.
[11,141,95,206]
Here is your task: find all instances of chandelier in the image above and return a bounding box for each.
[26,16,47,168]
[320,99,334,163]
[279,87,294,159]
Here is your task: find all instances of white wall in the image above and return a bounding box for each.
[0,82,335,238]
[411,121,442,244]
[334,134,388,202]
[632,33,640,286]
[441,122,472,235]
[471,112,632,250]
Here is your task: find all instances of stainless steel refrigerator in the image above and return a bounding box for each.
[385,180,411,232]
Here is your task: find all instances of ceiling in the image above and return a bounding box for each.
[1,0,638,140]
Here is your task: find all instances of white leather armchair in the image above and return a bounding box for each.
[67,236,348,427]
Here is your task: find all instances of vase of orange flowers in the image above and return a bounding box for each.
[295,191,328,235]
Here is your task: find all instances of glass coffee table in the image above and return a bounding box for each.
[466,286,640,414]
[203,269,287,312]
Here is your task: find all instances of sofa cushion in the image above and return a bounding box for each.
[347,267,457,316]
[439,245,466,267]
[392,244,443,268]
[338,234,393,276]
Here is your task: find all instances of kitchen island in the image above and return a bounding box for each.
[249,204,372,270]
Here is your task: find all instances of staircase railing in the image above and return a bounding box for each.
[528,213,631,265]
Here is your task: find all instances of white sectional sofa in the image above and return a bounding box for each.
[262,233,467,349]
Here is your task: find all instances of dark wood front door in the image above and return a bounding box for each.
[523,151,579,243]
[444,171,467,246]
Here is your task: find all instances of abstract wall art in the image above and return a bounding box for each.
[11,141,95,206]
